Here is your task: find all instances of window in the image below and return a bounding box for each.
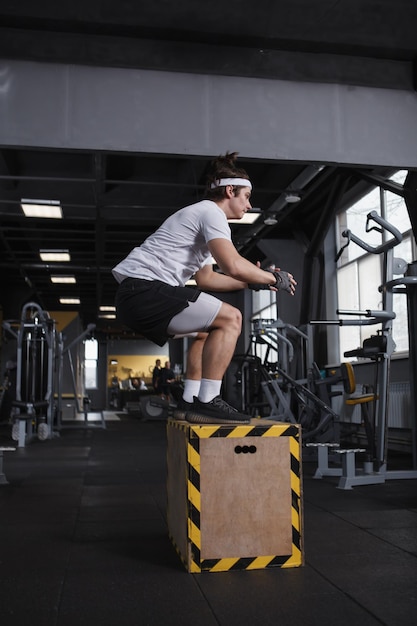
[336,170,413,361]
[250,290,278,363]
[84,338,98,389]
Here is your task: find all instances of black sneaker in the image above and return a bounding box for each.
[173,398,193,420]
[186,396,250,424]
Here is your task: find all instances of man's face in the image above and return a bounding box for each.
[228,186,252,220]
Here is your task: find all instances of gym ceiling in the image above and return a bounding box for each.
[1,1,417,335]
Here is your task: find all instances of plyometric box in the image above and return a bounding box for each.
[166,419,303,573]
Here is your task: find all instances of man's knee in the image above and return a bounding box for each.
[231,307,242,330]
[214,304,242,334]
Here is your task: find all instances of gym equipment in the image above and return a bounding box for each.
[0,369,9,417]
[54,323,105,431]
[226,318,341,443]
[167,418,303,572]
[311,210,417,488]
[140,395,169,420]
[0,447,16,485]
[3,303,57,447]
[340,361,377,460]
[140,382,184,421]
[382,260,417,472]
[3,304,101,442]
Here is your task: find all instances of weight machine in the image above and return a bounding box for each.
[3,302,56,446]
[54,322,104,430]
[2,303,101,445]
[229,318,341,443]
[383,260,417,472]
[311,210,417,488]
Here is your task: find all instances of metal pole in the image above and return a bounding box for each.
[405,262,417,469]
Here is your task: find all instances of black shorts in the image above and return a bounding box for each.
[115,278,200,346]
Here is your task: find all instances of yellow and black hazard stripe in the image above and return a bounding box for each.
[169,420,303,573]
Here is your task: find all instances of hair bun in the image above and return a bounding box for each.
[205,151,249,195]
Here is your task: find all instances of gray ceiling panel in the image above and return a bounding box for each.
[0,1,416,334]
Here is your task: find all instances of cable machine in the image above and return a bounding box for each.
[54,323,105,430]
[2,304,102,444]
[224,317,343,444]
[311,210,417,488]
[3,302,57,447]
[383,260,417,473]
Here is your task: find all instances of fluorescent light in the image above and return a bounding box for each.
[50,275,76,284]
[59,298,80,305]
[99,306,116,312]
[21,199,62,218]
[229,209,261,224]
[264,216,278,225]
[99,314,116,319]
[285,192,301,203]
[40,249,71,262]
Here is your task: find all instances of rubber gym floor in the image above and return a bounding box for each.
[1,413,416,626]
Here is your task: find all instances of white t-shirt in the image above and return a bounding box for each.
[112,200,231,287]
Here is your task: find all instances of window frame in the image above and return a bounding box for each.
[335,170,414,362]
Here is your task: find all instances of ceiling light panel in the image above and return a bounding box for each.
[59,298,80,304]
[40,249,71,262]
[229,209,261,224]
[50,276,76,284]
[21,199,63,219]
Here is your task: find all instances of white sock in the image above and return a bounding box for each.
[198,379,222,403]
[182,379,201,403]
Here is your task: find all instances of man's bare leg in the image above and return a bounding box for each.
[185,303,250,422]
[180,333,207,405]
[175,304,249,422]
[183,303,241,393]
[201,302,242,381]
[185,332,207,380]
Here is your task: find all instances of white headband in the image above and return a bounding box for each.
[210,177,252,190]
